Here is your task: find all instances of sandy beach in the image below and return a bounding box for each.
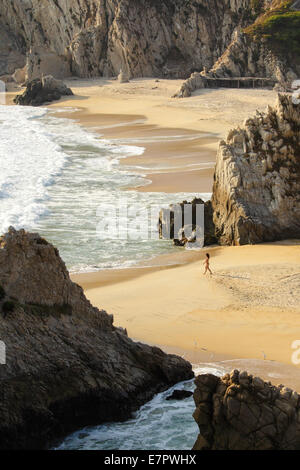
[72,242,300,362]
[48,78,300,385]
[6,78,300,387]
[47,78,278,193]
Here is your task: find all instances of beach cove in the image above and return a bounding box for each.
[5,79,300,384]
[38,77,300,387]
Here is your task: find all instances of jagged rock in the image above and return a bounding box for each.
[166,390,193,401]
[0,0,284,80]
[159,95,299,248]
[193,370,300,450]
[0,227,193,449]
[158,198,217,248]
[14,75,73,106]
[212,94,300,245]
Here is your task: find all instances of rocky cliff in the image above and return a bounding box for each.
[193,370,300,450]
[159,94,300,247]
[0,0,269,80]
[175,1,300,97]
[212,93,300,245]
[0,227,193,449]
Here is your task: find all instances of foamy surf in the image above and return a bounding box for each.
[0,105,210,271]
[55,364,225,450]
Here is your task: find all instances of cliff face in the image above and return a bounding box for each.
[193,370,300,450]
[0,227,193,449]
[0,0,260,79]
[175,1,300,97]
[212,94,300,245]
[158,94,299,247]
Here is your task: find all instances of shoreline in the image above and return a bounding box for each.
[5,81,300,389]
[47,78,278,194]
[71,242,300,379]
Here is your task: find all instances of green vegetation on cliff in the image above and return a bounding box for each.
[245,1,300,55]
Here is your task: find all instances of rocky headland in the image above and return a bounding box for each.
[193,370,300,450]
[159,93,300,246]
[0,227,193,450]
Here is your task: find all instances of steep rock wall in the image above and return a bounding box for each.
[212,94,300,245]
[0,0,259,79]
[0,227,193,449]
[193,370,300,450]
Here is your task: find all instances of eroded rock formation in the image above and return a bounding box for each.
[159,94,300,247]
[0,0,270,80]
[0,227,193,449]
[158,198,217,248]
[193,370,300,450]
[14,75,73,106]
[212,94,300,245]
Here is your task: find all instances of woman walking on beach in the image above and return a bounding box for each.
[203,253,213,276]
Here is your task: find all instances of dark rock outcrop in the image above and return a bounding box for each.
[14,75,73,106]
[158,198,217,248]
[0,227,193,450]
[212,93,300,245]
[166,390,193,401]
[193,370,300,450]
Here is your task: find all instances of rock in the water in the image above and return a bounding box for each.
[158,198,217,248]
[193,370,300,450]
[14,75,73,106]
[166,390,193,401]
[0,227,193,449]
[212,94,300,245]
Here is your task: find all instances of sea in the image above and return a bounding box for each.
[55,365,225,450]
[0,104,215,450]
[0,105,210,272]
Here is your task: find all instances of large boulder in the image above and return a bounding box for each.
[0,227,193,449]
[193,370,300,450]
[14,75,73,106]
[212,94,300,245]
[158,198,217,248]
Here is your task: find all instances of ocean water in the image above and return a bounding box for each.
[55,365,225,451]
[0,105,210,272]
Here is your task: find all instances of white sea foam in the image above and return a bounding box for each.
[0,106,67,233]
[0,105,212,271]
[55,364,225,450]
[0,106,144,235]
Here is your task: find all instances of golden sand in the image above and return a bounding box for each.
[8,79,300,386]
